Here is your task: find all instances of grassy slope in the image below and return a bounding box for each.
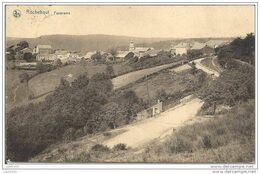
[5,69,37,108]
[112,62,179,90]
[127,70,194,102]
[112,63,134,76]
[28,63,107,97]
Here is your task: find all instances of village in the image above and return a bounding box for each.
[6,39,219,70]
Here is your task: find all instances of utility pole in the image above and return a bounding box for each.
[146,75,151,106]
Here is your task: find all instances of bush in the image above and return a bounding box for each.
[202,134,212,149]
[113,143,127,151]
[91,144,110,152]
[216,33,255,66]
[198,65,254,106]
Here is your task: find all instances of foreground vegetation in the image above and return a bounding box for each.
[6,70,146,161]
[41,100,253,163]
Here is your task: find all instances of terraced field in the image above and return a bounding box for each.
[112,62,177,90]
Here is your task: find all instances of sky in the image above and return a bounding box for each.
[6,5,255,38]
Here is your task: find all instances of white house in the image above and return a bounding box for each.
[36,54,57,62]
[173,43,191,55]
[128,41,154,57]
[54,50,70,63]
[35,45,52,55]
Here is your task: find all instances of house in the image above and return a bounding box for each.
[205,39,231,49]
[128,41,154,57]
[102,53,114,62]
[68,52,83,62]
[142,49,161,58]
[54,50,70,63]
[85,51,97,60]
[36,54,57,62]
[54,49,68,55]
[35,45,52,55]
[173,43,191,55]
[115,51,130,61]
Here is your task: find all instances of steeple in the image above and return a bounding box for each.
[129,41,135,52]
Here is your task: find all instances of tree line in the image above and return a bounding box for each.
[198,33,255,112]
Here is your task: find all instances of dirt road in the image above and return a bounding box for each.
[104,98,203,148]
[194,57,220,77]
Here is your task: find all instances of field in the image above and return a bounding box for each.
[112,62,178,90]
[7,61,180,109]
[112,63,134,76]
[28,63,107,97]
[125,70,195,102]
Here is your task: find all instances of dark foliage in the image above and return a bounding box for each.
[198,33,255,107]
[199,65,254,106]
[216,33,255,67]
[6,71,145,161]
[113,143,127,151]
[187,49,203,61]
[91,51,104,63]
[105,65,115,78]
[23,52,36,62]
[129,51,184,69]
[36,62,56,73]
[91,144,110,152]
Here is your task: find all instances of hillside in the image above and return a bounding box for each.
[6,34,233,52]
[6,34,172,52]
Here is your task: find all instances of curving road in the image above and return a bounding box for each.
[193,57,220,77]
[104,97,204,148]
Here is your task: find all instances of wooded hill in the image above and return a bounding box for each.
[6,34,233,52]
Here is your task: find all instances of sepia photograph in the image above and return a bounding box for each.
[3,2,257,169]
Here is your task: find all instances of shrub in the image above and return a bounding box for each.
[167,135,194,153]
[113,143,127,151]
[91,144,110,152]
[202,134,212,149]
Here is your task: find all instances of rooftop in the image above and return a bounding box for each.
[37,45,52,49]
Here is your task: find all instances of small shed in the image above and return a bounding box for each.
[136,100,163,120]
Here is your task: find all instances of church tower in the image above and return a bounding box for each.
[129,41,135,52]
